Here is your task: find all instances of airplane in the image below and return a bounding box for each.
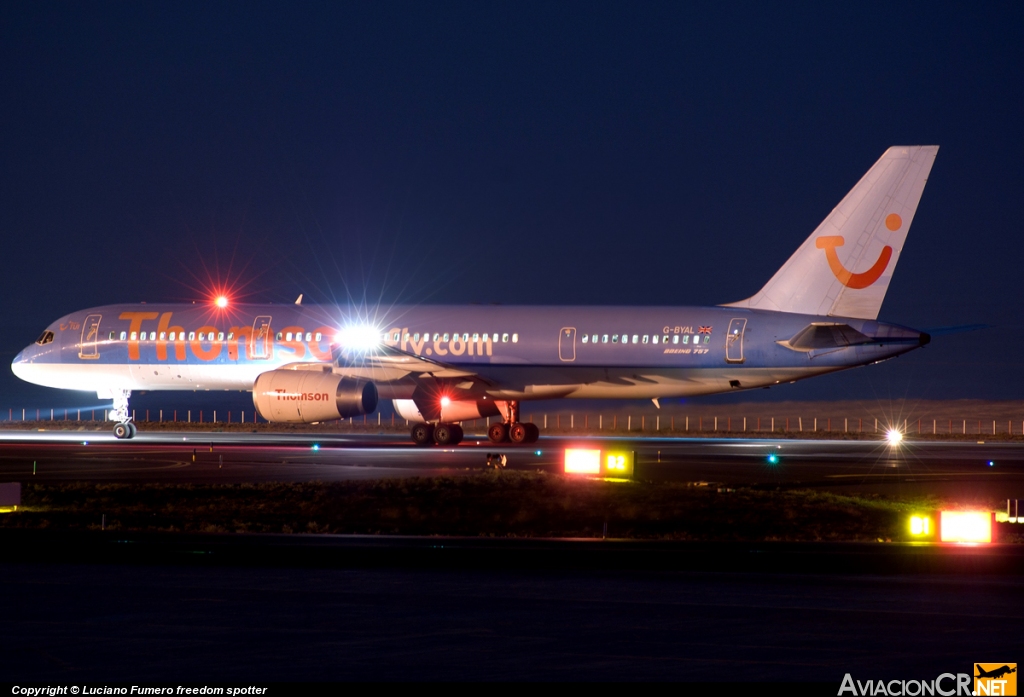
[976,666,1016,680]
[12,145,939,445]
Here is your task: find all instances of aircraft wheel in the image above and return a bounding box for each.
[449,424,464,445]
[411,423,434,446]
[524,423,540,443]
[509,423,529,443]
[113,423,131,439]
[487,422,509,444]
[433,423,455,446]
[127,422,137,438]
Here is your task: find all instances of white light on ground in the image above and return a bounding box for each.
[886,428,903,446]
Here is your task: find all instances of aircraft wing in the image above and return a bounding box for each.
[281,343,492,391]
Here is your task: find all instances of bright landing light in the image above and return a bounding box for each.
[215,295,229,308]
[885,428,904,446]
[334,324,382,351]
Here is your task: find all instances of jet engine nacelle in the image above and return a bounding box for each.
[393,398,503,423]
[253,369,378,423]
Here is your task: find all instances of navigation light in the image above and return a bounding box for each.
[215,295,229,308]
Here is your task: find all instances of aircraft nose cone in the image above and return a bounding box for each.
[919,332,931,346]
[11,346,34,380]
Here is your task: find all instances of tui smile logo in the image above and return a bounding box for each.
[815,213,901,289]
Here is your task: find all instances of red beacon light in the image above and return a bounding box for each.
[214,296,229,308]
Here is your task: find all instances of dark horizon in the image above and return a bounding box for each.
[2,2,1022,410]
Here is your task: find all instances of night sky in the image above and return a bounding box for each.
[2,2,1022,414]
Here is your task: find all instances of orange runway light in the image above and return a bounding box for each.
[564,448,601,475]
[940,511,992,543]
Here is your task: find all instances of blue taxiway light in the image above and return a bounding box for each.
[988,460,994,467]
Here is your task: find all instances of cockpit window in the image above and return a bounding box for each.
[35,331,55,345]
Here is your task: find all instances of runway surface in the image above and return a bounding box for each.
[1,429,1023,498]
[3,559,1021,682]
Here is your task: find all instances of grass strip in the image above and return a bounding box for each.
[1,473,1002,542]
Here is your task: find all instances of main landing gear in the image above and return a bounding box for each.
[110,389,136,440]
[411,422,464,446]
[487,400,539,444]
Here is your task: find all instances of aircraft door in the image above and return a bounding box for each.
[725,318,746,363]
[251,316,272,359]
[558,327,576,362]
[79,314,102,359]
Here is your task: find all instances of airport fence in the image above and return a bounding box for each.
[5,407,1024,437]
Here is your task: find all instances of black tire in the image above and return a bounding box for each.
[113,423,130,439]
[487,422,509,444]
[449,424,464,445]
[411,423,434,446]
[434,423,454,445]
[127,422,137,438]
[524,423,540,443]
[509,423,528,443]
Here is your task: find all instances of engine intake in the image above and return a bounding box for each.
[253,369,378,423]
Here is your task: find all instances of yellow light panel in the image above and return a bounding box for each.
[909,515,931,536]
[940,511,992,543]
[564,448,601,474]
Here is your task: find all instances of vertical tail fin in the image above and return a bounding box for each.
[725,145,939,319]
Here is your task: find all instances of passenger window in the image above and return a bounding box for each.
[512,333,518,343]
[150,332,156,340]
[672,335,679,344]
[188,332,196,341]
[130,332,138,341]
[492,333,498,342]
[218,332,225,341]
[120,332,127,341]
[602,334,608,343]
[632,335,639,344]
[275,332,282,341]
[472,333,479,341]
[442,333,450,342]
[612,335,619,343]
[108,331,115,340]
[168,332,175,341]
[642,335,649,344]
[393,332,400,341]
[413,333,420,341]
[501,333,508,343]
[159,332,166,340]
[704,335,710,344]
[314,332,321,342]
[582,334,589,343]
[652,335,658,344]
[304,332,311,342]
[462,333,468,342]
[683,335,689,344]
[285,332,293,341]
